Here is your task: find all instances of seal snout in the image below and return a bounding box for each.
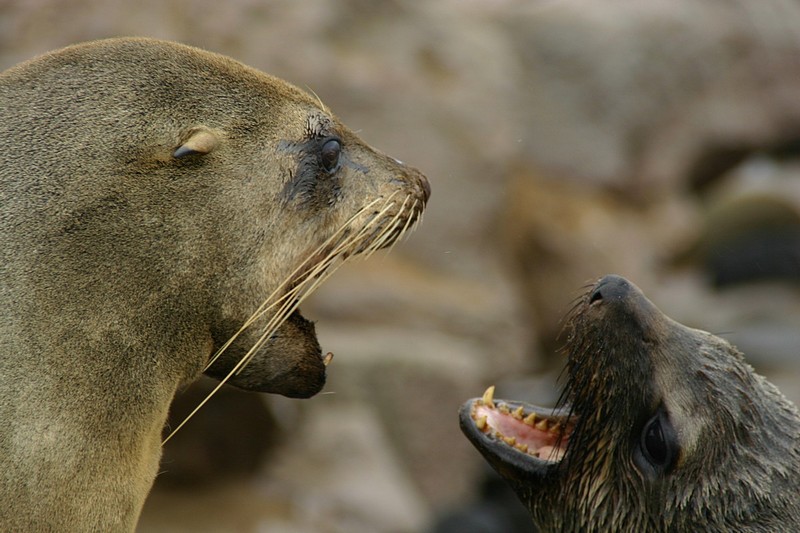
[393,164,431,206]
[588,274,636,305]
[586,275,662,327]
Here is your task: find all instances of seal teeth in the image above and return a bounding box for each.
[515,443,529,453]
[476,415,488,431]
[535,419,549,431]
[498,403,510,414]
[524,412,537,425]
[323,352,334,366]
[481,386,495,408]
[503,436,517,447]
[512,406,525,420]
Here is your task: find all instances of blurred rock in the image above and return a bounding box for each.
[504,0,800,201]
[496,0,800,372]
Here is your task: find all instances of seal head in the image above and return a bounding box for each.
[461,275,800,531]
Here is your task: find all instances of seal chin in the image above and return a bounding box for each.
[459,386,574,481]
[204,309,327,398]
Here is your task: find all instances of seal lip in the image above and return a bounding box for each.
[459,391,573,480]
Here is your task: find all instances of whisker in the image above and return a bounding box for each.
[235,205,381,371]
[389,197,418,250]
[203,198,383,371]
[364,210,402,258]
[165,189,419,444]
[363,195,410,259]
[350,198,399,257]
[399,197,418,237]
[162,378,232,445]
[378,199,417,259]
[238,259,343,371]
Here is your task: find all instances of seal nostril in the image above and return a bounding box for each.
[589,275,632,305]
[589,287,604,304]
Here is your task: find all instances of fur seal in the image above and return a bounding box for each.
[460,275,800,532]
[0,38,429,531]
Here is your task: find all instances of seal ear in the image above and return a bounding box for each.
[173,127,221,158]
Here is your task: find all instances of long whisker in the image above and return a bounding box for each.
[382,197,418,258]
[164,191,421,445]
[365,196,410,256]
[374,197,418,259]
[165,257,348,444]
[363,193,414,258]
[352,191,400,251]
[203,197,384,371]
[234,226,372,369]
[388,196,418,246]
[237,255,346,371]
[238,259,344,372]
[234,196,406,371]
[362,201,406,259]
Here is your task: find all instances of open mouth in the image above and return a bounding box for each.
[461,386,575,467]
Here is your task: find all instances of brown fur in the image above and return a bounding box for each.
[0,38,428,531]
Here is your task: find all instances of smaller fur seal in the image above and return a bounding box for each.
[460,275,800,532]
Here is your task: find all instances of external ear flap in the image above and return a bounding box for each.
[173,127,221,158]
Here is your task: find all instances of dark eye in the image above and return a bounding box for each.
[643,417,668,465]
[638,409,678,475]
[319,138,341,173]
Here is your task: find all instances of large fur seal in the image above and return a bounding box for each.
[460,275,800,532]
[0,38,429,531]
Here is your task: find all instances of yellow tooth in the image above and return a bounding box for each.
[499,404,510,414]
[323,352,334,366]
[475,415,488,431]
[516,443,529,453]
[535,419,549,431]
[503,436,517,447]
[481,386,495,408]
[513,406,525,420]
[550,422,561,434]
[523,413,536,425]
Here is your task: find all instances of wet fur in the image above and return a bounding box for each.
[546,277,800,531]
[462,276,800,532]
[0,38,427,531]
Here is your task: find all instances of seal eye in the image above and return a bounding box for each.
[643,417,668,465]
[319,138,341,173]
[638,409,677,474]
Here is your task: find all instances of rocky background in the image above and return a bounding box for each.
[3,1,800,532]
